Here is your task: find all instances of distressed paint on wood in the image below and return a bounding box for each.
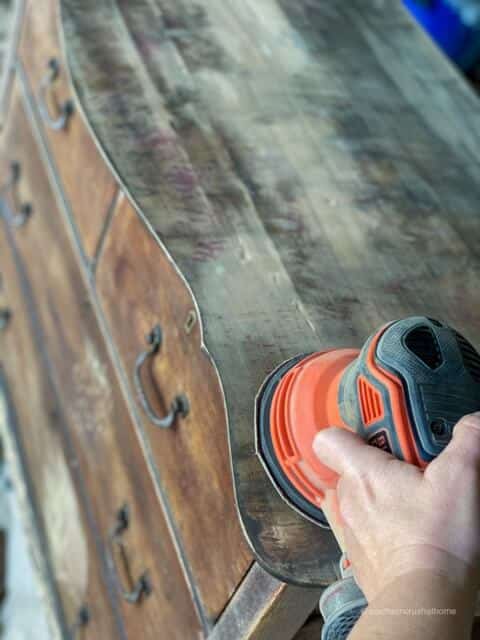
[0,209,119,637]
[0,374,64,640]
[0,79,203,639]
[18,0,118,261]
[60,0,480,586]
[96,193,253,623]
[208,563,321,640]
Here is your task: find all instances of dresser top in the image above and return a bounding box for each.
[60,0,480,585]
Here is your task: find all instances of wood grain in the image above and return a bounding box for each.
[18,0,117,261]
[0,78,203,639]
[208,563,320,640]
[96,192,252,624]
[0,204,119,637]
[61,0,480,585]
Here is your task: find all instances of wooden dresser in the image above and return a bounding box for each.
[1,1,480,639]
[0,1,322,637]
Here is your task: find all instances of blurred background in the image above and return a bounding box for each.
[403,0,480,83]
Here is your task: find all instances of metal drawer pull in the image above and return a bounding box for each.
[10,203,32,228]
[134,324,189,428]
[38,58,74,131]
[0,309,11,330]
[109,505,152,605]
[69,605,90,638]
[1,162,33,227]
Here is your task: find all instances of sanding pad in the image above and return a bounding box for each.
[255,354,330,527]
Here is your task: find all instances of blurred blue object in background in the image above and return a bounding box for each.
[403,0,480,70]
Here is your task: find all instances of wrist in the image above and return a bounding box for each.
[351,570,476,640]
[385,544,479,596]
[372,568,477,628]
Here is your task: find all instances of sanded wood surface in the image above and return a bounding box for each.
[0,79,203,639]
[19,0,117,261]
[60,0,480,586]
[96,193,252,623]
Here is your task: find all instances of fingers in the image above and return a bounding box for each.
[313,427,393,478]
[322,489,346,550]
[434,412,480,467]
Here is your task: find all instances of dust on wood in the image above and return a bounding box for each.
[58,0,480,585]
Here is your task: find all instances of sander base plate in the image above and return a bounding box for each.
[255,354,330,527]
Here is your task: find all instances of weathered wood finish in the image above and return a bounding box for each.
[1,79,203,639]
[61,0,480,585]
[0,203,119,639]
[0,376,64,640]
[208,563,321,640]
[19,0,117,261]
[2,0,480,636]
[96,193,252,623]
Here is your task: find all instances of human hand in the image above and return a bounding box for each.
[313,413,480,602]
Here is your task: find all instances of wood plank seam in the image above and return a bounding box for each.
[89,185,122,279]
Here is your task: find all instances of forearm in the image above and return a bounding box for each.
[350,570,476,640]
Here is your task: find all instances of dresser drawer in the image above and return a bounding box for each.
[0,209,118,638]
[0,79,202,639]
[18,0,117,261]
[96,195,253,624]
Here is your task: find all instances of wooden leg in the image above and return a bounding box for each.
[209,562,322,640]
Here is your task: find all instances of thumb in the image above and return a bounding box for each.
[432,413,480,468]
[313,426,393,477]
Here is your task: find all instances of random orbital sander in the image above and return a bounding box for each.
[255,316,480,639]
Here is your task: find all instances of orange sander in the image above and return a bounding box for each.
[256,316,480,638]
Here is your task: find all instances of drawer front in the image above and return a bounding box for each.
[0,79,202,639]
[96,196,252,623]
[18,0,117,261]
[0,208,118,637]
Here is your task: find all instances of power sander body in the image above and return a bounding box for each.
[255,316,480,637]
